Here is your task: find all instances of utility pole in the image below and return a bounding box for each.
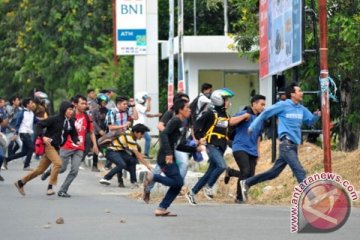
[112,0,118,78]
[318,0,332,172]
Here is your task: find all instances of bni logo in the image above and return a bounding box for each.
[290,172,358,233]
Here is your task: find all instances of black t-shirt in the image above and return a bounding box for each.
[159,110,174,126]
[157,116,195,166]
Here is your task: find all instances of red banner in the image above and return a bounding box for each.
[259,0,269,79]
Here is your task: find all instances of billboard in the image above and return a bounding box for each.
[116,0,147,55]
[259,0,303,79]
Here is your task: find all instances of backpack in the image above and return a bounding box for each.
[199,110,230,143]
[189,95,208,126]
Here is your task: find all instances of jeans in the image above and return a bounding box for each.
[58,149,83,193]
[229,151,257,200]
[7,133,34,168]
[175,150,190,178]
[192,144,226,194]
[105,150,137,183]
[245,140,306,187]
[146,150,189,193]
[153,163,183,209]
[0,147,4,172]
[143,131,151,156]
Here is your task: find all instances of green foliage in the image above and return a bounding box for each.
[0,0,133,107]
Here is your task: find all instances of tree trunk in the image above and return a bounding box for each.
[339,78,359,151]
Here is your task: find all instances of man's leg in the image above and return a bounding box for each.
[281,143,306,183]
[121,152,137,184]
[205,145,226,188]
[21,133,35,169]
[143,131,151,157]
[102,150,126,181]
[46,146,63,186]
[59,150,83,194]
[234,151,251,201]
[175,150,189,179]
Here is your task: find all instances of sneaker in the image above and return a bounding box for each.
[0,175,4,181]
[41,171,50,181]
[130,183,139,189]
[239,180,248,202]
[46,189,55,196]
[203,186,214,200]
[186,191,197,205]
[23,166,33,171]
[91,166,100,172]
[99,178,111,185]
[3,159,8,170]
[14,181,26,196]
[224,167,231,184]
[58,191,71,198]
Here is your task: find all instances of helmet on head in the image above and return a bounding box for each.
[135,91,148,104]
[34,91,48,99]
[210,88,234,107]
[96,93,109,105]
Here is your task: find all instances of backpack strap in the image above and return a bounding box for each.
[203,112,230,142]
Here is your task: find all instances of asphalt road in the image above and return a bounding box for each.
[1,159,359,240]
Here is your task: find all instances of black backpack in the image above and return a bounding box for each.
[189,95,208,127]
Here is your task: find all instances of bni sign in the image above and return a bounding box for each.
[116,0,147,55]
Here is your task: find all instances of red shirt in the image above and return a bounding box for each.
[62,112,93,151]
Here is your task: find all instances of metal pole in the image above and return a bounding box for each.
[223,0,228,36]
[318,0,332,172]
[271,75,277,163]
[112,0,118,78]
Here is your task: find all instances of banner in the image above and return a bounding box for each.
[259,0,302,79]
[116,0,147,55]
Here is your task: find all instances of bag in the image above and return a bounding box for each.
[34,136,45,155]
[97,130,123,147]
[189,95,208,126]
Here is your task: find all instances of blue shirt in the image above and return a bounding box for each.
[249,99,320,145]
[232,108,262,157]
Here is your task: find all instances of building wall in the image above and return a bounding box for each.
[134,0,159,135]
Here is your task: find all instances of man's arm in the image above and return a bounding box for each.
[248,101,284,133]
[132,149,152,170]
[229,112,251,126]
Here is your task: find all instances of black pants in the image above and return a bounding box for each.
[229,150,257,200]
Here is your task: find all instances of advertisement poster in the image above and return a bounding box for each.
[259,0,302,79]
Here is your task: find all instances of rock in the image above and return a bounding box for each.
[120,219,126,224]
[105,209,111,213]
[276,185,284,190]
[56,217,64,224]
[262,186,273,193]
[43,223,52,229]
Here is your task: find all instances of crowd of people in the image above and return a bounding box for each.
[0,82,321,216]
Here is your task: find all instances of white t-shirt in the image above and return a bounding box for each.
[133,103,147,125]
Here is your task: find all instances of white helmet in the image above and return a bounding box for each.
[135,91,148,104]
[210,88,234,107]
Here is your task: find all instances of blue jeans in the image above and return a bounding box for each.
[153,163,183,209]
[104,150,137,183]
[175,150,189,178]
[7,133,34,168]
[0,147,4,172]
[245,140,306,187]
[104,150,127,180]
[192,144,226,194]
[143,131,151,156]
[146,150,189,193]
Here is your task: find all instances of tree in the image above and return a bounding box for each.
[227,0,360,151]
